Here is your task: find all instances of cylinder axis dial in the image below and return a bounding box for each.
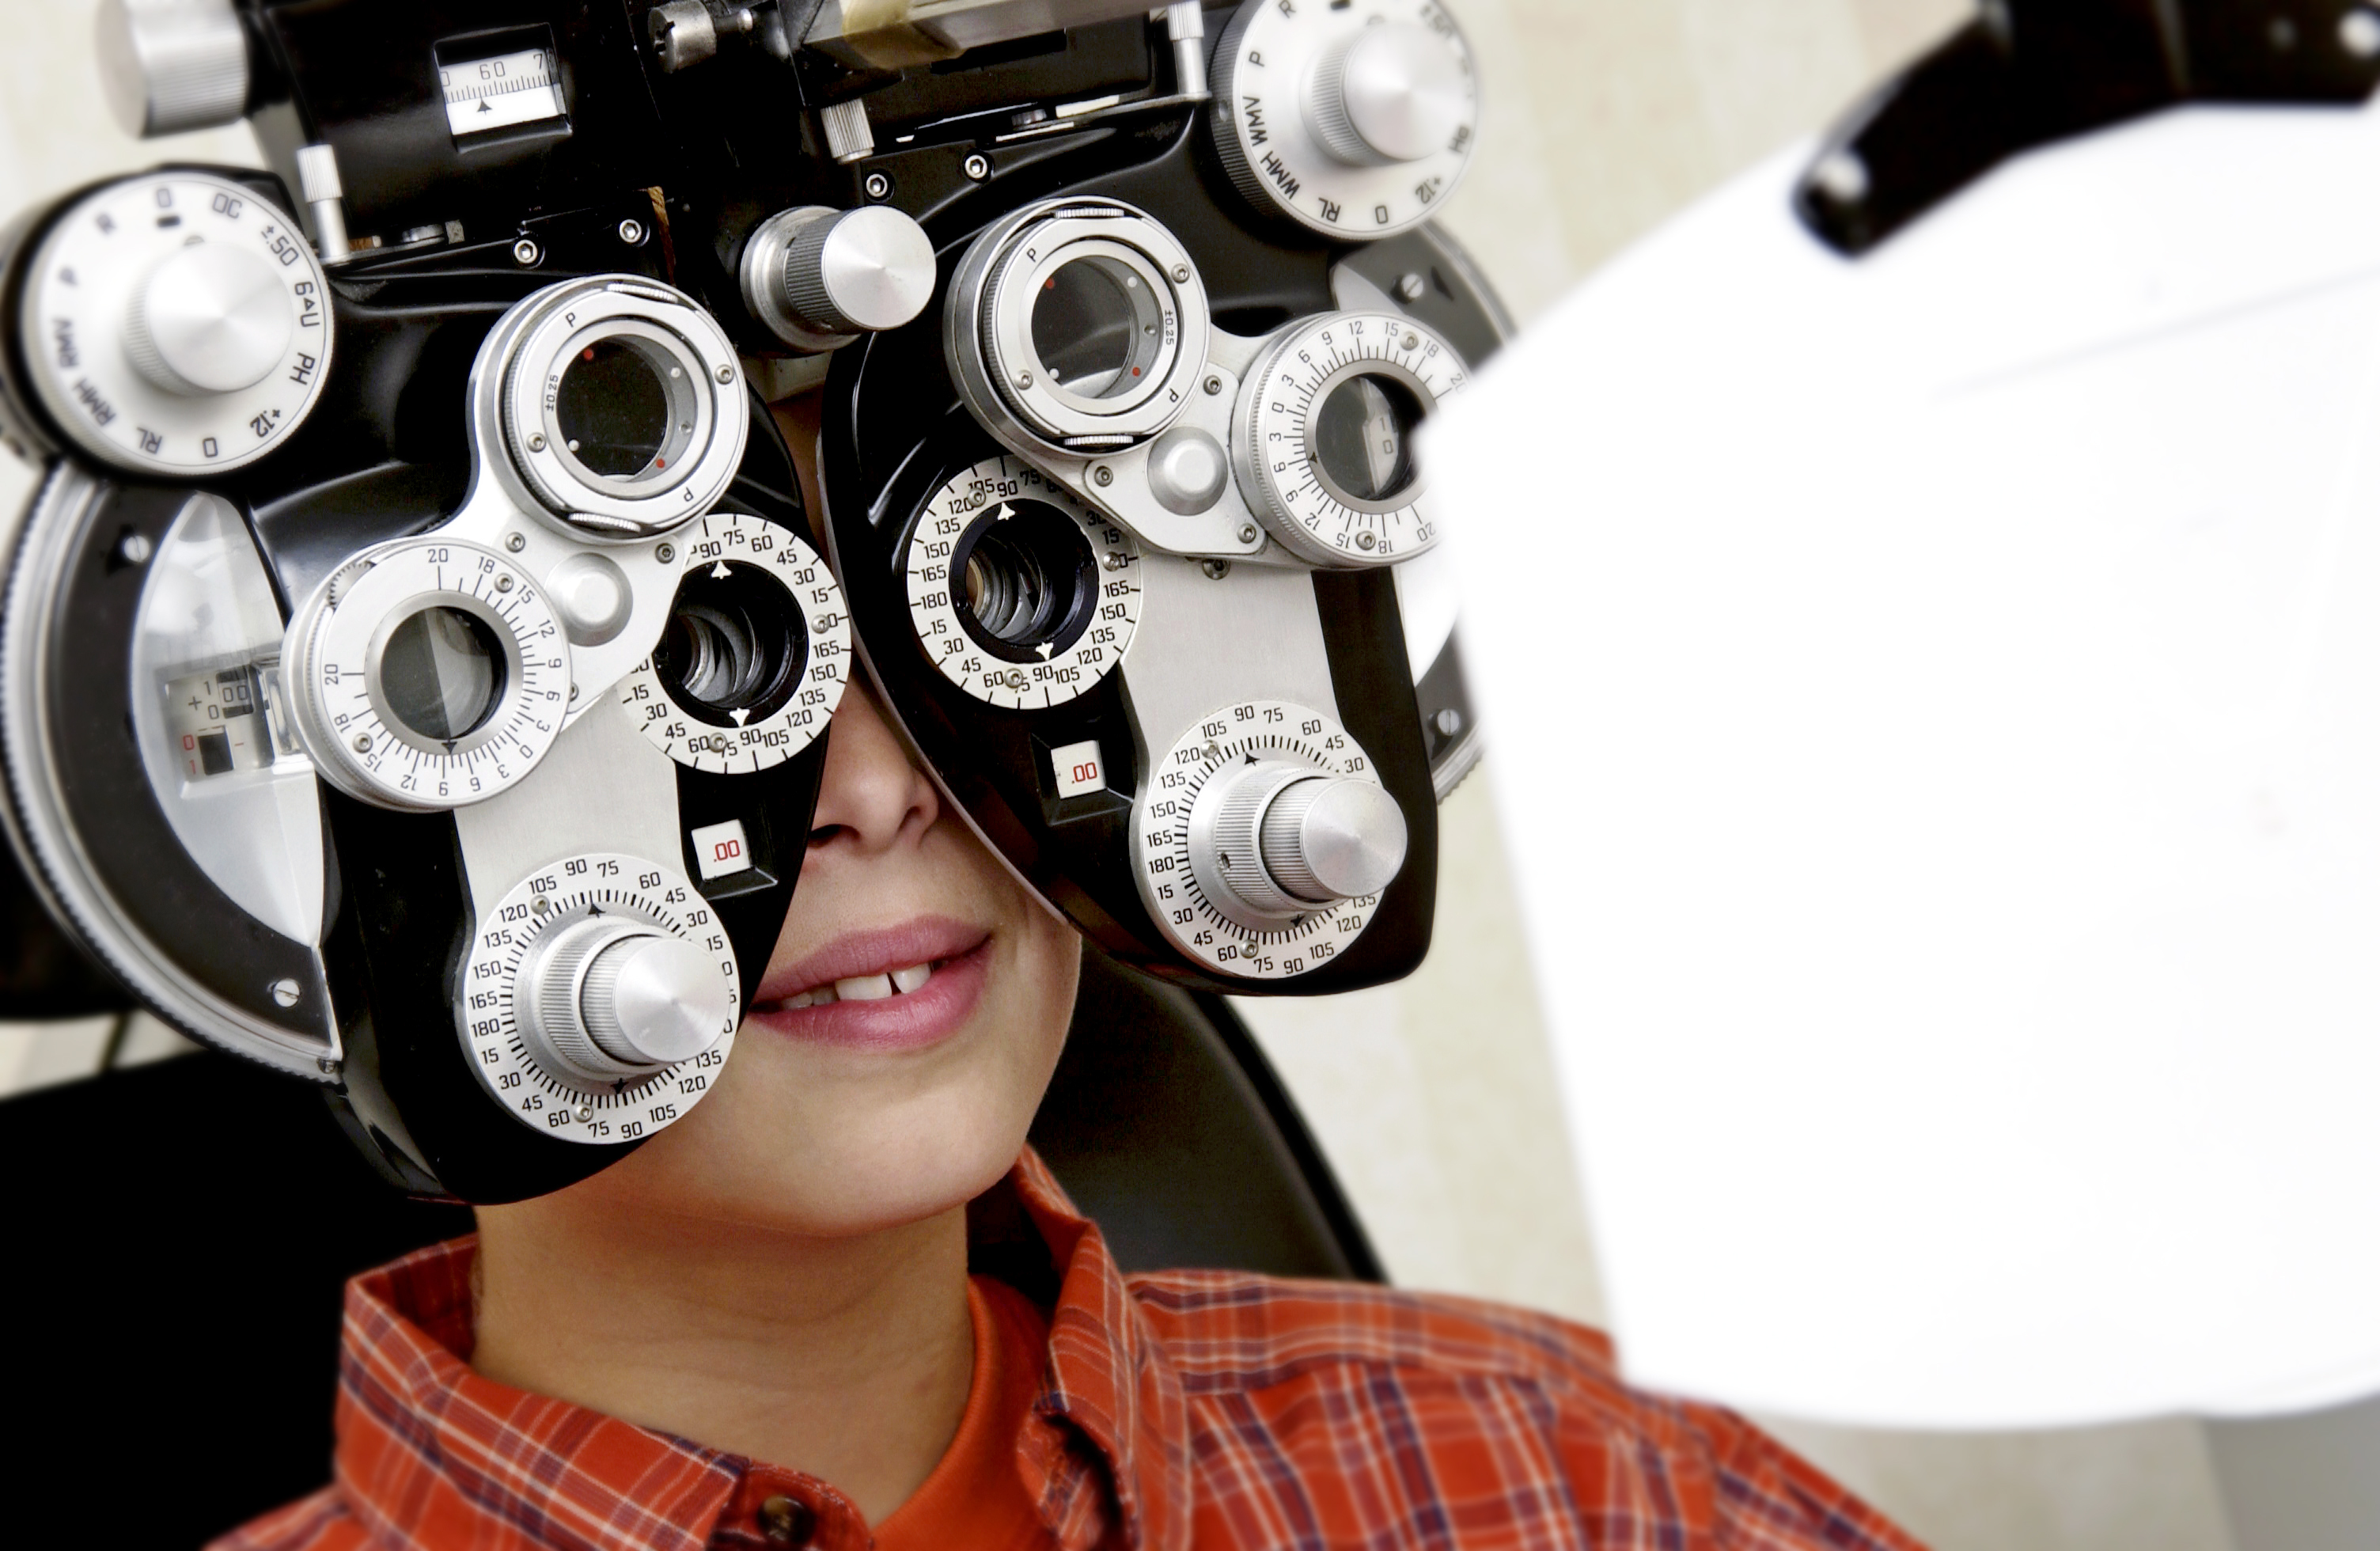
[1135,700,1403,980]
[906,455,1143,710]
[11,171,330,475]
[620,509,850,771]
[459,852,737,1146]
[1210,0,1479,239]
[285,536,570,810]
[1235,311,1466,567]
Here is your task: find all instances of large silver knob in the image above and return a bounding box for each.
[1304,23,1469,166]
[523,918,734,1082]
[1192,757,1409,923]
[95,0,250,138]
[121,242,293,395]
[740,204,936,351]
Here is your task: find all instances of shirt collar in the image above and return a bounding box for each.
[331,1150,1185,1551]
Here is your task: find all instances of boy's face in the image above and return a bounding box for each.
[538,399,1081,1234]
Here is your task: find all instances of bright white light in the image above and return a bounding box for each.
[1431,99,2380,1428]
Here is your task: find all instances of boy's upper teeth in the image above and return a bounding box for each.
[779,961,938,1009]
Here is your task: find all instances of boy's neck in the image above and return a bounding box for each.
[469,1191,975,1523]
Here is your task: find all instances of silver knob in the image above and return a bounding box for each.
[1146,425,1229,514]
[95,0,250,138]
[581,932,733,1067]
[524,918,733,1081]
[121,242,293,396]
[740,204,935,351]
[1192,757,1408,921]
[1260,775,1408,902]
[1304,23,1469,166]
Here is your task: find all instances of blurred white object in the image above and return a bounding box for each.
[1431,97,2380,1428]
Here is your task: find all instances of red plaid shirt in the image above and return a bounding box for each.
[215,1152,1924,1551]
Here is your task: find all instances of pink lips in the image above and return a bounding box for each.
[744,916,992,1051]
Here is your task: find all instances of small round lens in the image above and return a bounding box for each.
[555,339,673,479]
[1031,256,1162,400]
[381,607,505,741]
[951,502,1097,658]
[652,563,806,726]
[1312,373,1427,503]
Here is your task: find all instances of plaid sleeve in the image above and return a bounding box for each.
[207,1486,365,1551]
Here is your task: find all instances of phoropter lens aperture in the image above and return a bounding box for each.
[1031,256,1165,402]
[949,502,1099,662]
[555,339,676,479]
[652,562,808,727]
[1312,371,1426,504]
[381,606,506,741]
[551,333,701,486]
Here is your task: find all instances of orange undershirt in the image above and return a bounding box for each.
[873,1275,1057,1551]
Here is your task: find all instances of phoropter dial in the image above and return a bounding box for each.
[480,275,748,540]
[284,535,570,810]
[905,454,1143,710]
[619,507,851,771]
[1211,0,1479,240]
[945,199,1211,453]
[1235,310,1465,567]
[7,170,330,475]
[460,852,738,1146]
[1135,700,1407,979]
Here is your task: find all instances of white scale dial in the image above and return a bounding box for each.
[459,853,737,1146]
[286,536,569,810]
[17,171,330,475]
[905,455,1143,710]
[620,508,851,772]
[1237,311,1465,566]
[1212,0,1479,240]
[1135,700,1386,980]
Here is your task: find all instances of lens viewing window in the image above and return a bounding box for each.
[1031,256,1164,400]
[555,339,678,480]
[653,563,807,727]
[381,607,506,741]
[1312,373,1427,504]
[951,502,1098,661]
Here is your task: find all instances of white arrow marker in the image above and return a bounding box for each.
[730,707,751,725]
[1037,641,1055,659]
[711,562,732,579]
[991,503,1012,521]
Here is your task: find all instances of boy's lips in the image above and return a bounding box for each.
[745,917,992,1050]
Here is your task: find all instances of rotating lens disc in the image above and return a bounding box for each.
[617,508,850,772]
[904,454,1143,710]
[1234,311,1469,567]
[285,535,570,810]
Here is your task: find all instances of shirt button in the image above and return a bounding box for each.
[757,1495,817,1546]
